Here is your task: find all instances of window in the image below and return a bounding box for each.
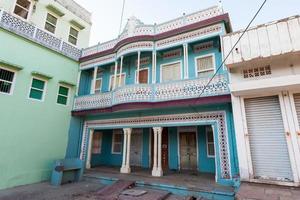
[57,85,69,105]
[94,68,103,94]
[206,126,215,157]
[196,55,215,77]
[161,61,181,82]
[0,68,15,95]
[92,131,102,154]
[13,0,31,19]
[29,78,46,101]
[110,74,125,91]
[112,130,122,154]
[68,27,79,45]
[45,13,57,34]
[136,68,148,84]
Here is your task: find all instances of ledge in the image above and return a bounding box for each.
[31,71,53,80]
[46,4,65,17]
[0,59,23,71]
[59,80,76,87]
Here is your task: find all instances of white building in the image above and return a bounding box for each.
[222,15,300,186]
[0,0,92,48]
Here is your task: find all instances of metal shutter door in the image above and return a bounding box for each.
[293,93,300,129]
[244,96,293,181]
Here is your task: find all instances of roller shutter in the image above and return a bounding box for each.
[244,96,293,181]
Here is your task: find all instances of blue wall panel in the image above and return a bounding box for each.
[91,130,123,167]
[65,117,83,158]
[142,128,150,168]
[168,127,178,170]
[197,126,216,173]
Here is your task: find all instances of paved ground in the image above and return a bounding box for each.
[236,182,300,200]
[0,181,188,200]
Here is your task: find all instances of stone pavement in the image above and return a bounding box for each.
[0,180,189,200]
[236,182,300,200]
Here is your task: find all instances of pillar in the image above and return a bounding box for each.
[91,66,98,94]
[113,60,118,90]
[136,51,141,83]
[118,56,123,87]
[152,51,157,84]
[120,128,132,173]
[152,127,163,177]
[183,43,189,79]
[75,70,81,95]
[86,129,94,169]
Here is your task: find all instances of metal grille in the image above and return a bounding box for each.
[0,68,14,94]
[244,96,293,181]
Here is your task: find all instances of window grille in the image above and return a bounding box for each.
[0,68,15,94]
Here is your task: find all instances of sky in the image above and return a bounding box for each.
[75,0,300,46]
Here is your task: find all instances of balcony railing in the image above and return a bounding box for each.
[0,9,81,60]
[73,73,229,111]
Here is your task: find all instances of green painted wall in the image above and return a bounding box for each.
[0,29,79,189]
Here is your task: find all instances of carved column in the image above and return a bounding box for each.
[86,129,94,169]
[120,128,132,173]
[152,127,163,177]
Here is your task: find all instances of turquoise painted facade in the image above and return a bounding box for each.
[67,7,239,188]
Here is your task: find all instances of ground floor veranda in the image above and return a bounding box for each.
[75,107,239,187]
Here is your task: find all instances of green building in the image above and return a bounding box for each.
[0,0,91,189]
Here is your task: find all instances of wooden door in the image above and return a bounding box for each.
[180,132,197,170]
[162,128,169,170]
[138,69,148,84]
[130,131,143,167]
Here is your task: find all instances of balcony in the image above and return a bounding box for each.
[222,15,300,67]
[73,73,229,111]
[0,9,81,60]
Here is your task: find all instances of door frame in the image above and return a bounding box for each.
[240,92,300,185]
[130,129,143,167]
[177,126,199,171]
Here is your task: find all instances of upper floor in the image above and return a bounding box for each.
[73,6,232,113]
[0,0,91,49]
[222,15,300,96]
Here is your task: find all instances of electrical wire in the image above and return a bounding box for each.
[188,0,267,112]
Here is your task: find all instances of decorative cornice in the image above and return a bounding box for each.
[80,13,230,62]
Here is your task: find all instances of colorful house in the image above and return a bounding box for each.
[223,16,300,186]
[68,5,239,186]
[0,0,91,189]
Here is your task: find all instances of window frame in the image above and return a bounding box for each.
[0,66,17,96]
[111,130,122,154]
[194,53,216,78]
[28,77,47,102]
[68,26,79,46]
[109,73,126,91]
[92,131,103,154]
[12,0,33,20]
[44,12,58,34]
[56,84,70,106]
[206,126,215,158]
[160,60,182,83]
[135,67,149,84]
